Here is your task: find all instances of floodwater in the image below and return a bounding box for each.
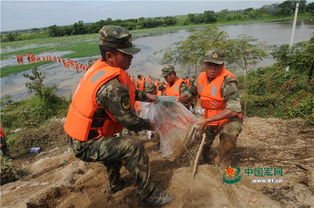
[1,20,313,101]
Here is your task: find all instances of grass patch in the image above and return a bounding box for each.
[1,94,69,128]
[1,33,97,49]
[1,61,51,77]
[0,157,30,185]
[59,41,98,58]
[6,119,68,157]
[244,64,314,124]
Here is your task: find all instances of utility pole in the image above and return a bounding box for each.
[286,1,299,72]
[289,1,299,47]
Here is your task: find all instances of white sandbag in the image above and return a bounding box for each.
[144,99,198,160]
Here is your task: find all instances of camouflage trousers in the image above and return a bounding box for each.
[201,117,243,161]
[68,136,155,198]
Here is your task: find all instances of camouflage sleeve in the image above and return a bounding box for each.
[180,82,197,102]
[222,76,242,113]
[96,78,150,131]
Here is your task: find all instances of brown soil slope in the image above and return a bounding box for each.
[1,117,313,208]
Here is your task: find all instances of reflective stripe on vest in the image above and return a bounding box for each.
[197,68,241,126]
[64,59,136,141]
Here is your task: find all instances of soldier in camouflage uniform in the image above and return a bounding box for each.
[161,65,197,109]
[195,49,243,166]
[66,25,174,207]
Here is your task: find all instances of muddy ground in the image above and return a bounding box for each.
[1,117,313,208]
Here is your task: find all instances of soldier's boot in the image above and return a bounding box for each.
[138,188,175,207]
[107,179,132,194]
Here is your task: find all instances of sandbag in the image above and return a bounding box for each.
[140,99,198,160]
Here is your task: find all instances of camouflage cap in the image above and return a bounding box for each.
[98,25,141,55]
[161,65,175,77]
[204,49,225,65]
[145,83,157,93]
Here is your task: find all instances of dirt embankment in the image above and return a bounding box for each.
[1,117,313,208]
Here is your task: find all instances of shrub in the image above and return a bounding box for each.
[0,157,30,185]
[7,119,68,157]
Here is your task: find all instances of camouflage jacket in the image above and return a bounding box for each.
[96,78,150,132]
[220,76,242,113]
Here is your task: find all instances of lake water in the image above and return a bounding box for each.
[1,20,313,101]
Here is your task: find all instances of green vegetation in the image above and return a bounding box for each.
[1,0,313,77]
[6,119,68,157]
[1,157,30,185]
[32,0,314,38]
[0,39,99,77]
[1,68,70,129]
[160,26,267,117]
[1,67,70,158]
[160,25,313,123]
[246,37,314,124]
[0,29,48,42]
[1,61,51,78]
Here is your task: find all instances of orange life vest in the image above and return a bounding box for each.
[148,77,153,83]
[64,59,136,141]
[197,68,242,126]
[165,78,186,96]
[137,78,145,91]
[135,101,141,111]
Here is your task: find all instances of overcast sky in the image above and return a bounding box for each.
[0,0,308,32]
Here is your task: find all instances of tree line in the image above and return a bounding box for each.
[46,0,314,37]
[1,0,314,41]
[47,16,177,37]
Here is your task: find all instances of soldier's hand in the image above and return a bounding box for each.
[195,119,208,130]
[149,120,155,131]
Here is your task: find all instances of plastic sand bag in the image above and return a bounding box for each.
[138,102,155,140]
[147,100,198,160]
[139,102,154,120]
[157,96,177,102]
